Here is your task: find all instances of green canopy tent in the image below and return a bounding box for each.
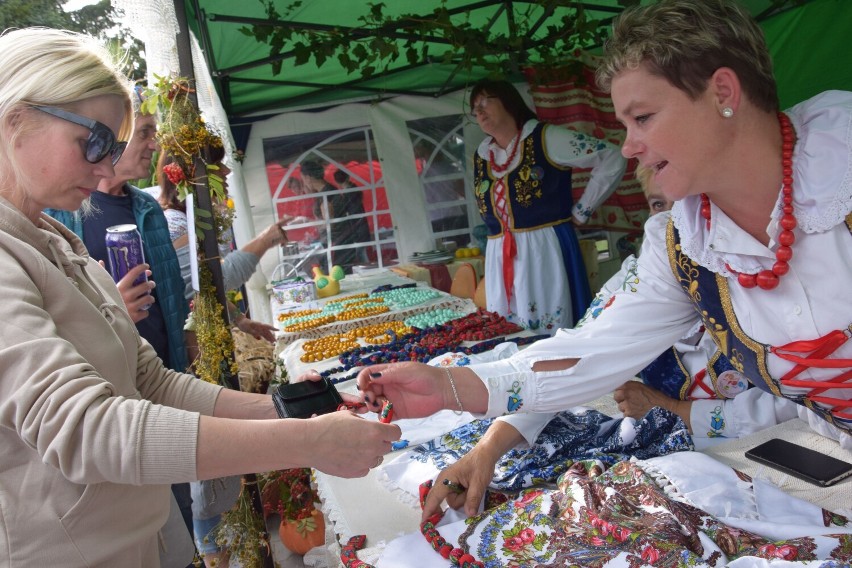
[148,0,852,323]
[180,0,852,119]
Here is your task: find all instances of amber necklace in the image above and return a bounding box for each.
[700,111,796,291]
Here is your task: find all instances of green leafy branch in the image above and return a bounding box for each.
[238,0,810,85]
[239,0,633,81]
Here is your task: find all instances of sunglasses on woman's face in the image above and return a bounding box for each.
[31,105,127,165]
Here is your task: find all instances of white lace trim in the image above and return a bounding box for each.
[314,474,354,539]
[634,456,761,521]
[375,467,422,509]
[788,93,852,231]
[672,91,852,276]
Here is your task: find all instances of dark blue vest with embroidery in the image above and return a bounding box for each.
[666,217,852,433]
[473,123,574,237]
[639,344,735,401]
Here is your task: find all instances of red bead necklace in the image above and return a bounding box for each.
[419,480,485,567]
[489,131,521,174]
[338,479,486,568]
[700,111,796,291]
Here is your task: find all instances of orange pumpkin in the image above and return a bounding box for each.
[278,508,325,555]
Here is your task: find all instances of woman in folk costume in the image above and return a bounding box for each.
[359,0,852,521]
[470,79,626,333]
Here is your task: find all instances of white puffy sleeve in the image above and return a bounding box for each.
[468,214,699,419]
[542,124,627,223]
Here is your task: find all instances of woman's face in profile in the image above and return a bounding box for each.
[471,93,509,135]
[612,65,721,203]
[14,95,126,221]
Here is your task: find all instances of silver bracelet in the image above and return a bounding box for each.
[445,368,464,415]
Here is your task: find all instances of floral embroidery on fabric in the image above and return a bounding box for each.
[507,380,523,412]
[433,352,471,367]
[565,131,609,156]
[574,201,595,219]
[619,258,640,293]
[445,459,852,568]
[576,294,615,328]
[507,305,564,332]
[576,258,639,328]
[474,177,491,216]
[407,407,692,492]
[512,138,542,208]
[707,405,725,437]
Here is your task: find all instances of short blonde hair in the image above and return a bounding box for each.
[596,0,777,113]
[0,28,134,186]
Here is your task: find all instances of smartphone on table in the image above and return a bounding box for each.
[745,438,852,488]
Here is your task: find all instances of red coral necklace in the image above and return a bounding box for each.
[700,111,796,291]
[489,131,521,174]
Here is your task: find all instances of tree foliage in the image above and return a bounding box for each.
[0,0,146,81]
[0,0,69,29]
[239,0,635,82]
[238,0,813,84]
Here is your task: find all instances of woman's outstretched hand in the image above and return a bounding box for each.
[356,362,449,419]
[302,410,402,478]
[235,315,277,342]
[422,447,499,521]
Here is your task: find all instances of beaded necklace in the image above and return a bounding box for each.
[339,479,486,568]
[489,131,521,175]
[320,310,546,384]
[303,321,411,363]
[320,332,548,385]
[701,111,796,291]
[370,282,417,294]
[372,286,440,309]
[419,479,485,567]
[404,308,466,329]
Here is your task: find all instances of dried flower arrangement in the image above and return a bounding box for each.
[142,75,234,245]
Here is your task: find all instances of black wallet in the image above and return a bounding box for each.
[272,377,344,419]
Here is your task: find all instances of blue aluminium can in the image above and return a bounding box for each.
[105,224,151,308]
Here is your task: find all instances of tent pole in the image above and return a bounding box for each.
[172,2,274,567]
[172,0,229,331]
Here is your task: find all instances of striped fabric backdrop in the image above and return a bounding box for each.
[524,56,648,235]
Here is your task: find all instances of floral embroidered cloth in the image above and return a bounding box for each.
[377,452,852,567]
[405,406,693,492]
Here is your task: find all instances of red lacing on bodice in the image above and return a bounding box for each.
[685,368,716,399]
[771,328,852,420]
[492,177,516,302]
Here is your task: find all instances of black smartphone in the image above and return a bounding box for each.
[745,438,852,487]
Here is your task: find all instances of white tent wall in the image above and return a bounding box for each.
[115,0,525,325]
[241,89,490,324]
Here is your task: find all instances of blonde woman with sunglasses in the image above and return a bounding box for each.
[0,28,400,567]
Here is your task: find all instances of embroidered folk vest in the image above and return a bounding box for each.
[639,344,737,401]
[473,123,574,237]
[666,215,852,433]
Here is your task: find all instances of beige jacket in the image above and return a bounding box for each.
[0,198,222,567]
